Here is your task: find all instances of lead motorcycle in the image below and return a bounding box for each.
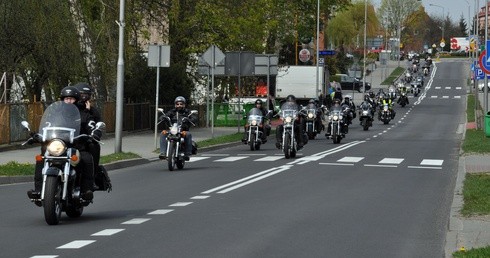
[244,108,271,151]
[326,105,346,144]
[158,108,198,171]
[22,101,108,225]
[278,103,305,159]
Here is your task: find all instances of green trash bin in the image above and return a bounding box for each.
[486,112,490,137]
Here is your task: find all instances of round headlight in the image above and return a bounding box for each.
[308,113,314,119]
[251,120,257,126]
[333,115,339,121]
[47,139,66,156]
[285,116,292,123]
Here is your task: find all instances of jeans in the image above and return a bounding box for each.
[160,132,193,155]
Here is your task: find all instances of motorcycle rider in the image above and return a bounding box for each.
[305,98,324,132]
[397,82,409,105]
[379,95,396,119]
[340,95,356,125]
[27,86,96,202]
[325,99,348,136]
[73,83,104,178]
[275,95,306,150]
[242,99,270,143]
[159,96,197,161]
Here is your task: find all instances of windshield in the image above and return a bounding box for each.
[248,108,263,116]
[39,101,81,142]
[280,102,298,111]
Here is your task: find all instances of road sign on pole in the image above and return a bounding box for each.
[479,50,490,74]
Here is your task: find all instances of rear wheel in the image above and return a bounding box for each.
[44,176,62,225]
[167,143,176,171]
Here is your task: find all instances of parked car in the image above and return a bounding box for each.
[336,74,371,92]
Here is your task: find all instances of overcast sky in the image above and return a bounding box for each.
[371,0,478,25]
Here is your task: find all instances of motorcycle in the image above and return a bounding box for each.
[404,72,412,83]
[304,106,323,139]
[278,103,303,159]
[411,78,422,97]
[358,102,374,131]
[397,91,409,107]
[378,103,393,124]
[423,66,429,76]
[244,108,270,151]
[22,101,107,225]
[326,106,346,144]
[158,108,198,171]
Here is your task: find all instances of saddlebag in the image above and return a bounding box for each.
[94,165,112,192]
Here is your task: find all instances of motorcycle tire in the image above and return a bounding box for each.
[167,143,176,171]
[177,158,185,170]
[43,176,62,225]
[332,126,340,144]
[362,118,369,131]
[250,133,256,151]
[284,131,291,159]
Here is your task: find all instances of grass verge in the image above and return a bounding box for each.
[196,132,243,148]
[467,94,475,123]
[380,66,405,85]
[462,129,490,154]
[460,173,490,216]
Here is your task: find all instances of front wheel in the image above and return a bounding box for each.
[332,124,340,144]
[362,118,369,131]
[43,176,62,225]
[65,205,83,218]
[167,143,176,171]
[249,133,256,151]
[284,131,291,159]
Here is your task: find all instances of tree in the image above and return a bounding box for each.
[377,0,421,39]
[459,14,468,37]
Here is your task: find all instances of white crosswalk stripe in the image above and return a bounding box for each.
[214,156,248,162]
[337,156,364,163]
[420,159,444,166]
[379,158,404,164]
[255,156,284,161]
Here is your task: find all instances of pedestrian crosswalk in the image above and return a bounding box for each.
[188,154,444,168]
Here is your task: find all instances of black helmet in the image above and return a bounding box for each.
[174,96,186,104]
[73,82,93,101]
[286,95,296,102]
[255,99,263,105]
[60,86,80,101]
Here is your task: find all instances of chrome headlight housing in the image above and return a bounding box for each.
[333,115,339,121]
[308,113,314,119]
[47,139,66,156]
[285,116,293,123]
[251,119,258,126]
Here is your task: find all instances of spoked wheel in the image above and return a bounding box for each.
[284,132,291,159]
[43,176,62,225]
[167,143,176,171]
[249,133,256,151]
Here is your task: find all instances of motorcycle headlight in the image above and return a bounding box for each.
[47,139,66,156]
[308,113,314,119]
[383,106,389,111]
[285,116,292,123]
[333,115,339,121]
[362,110,369,115]
[170,124,178,135]
[251,119,257,126]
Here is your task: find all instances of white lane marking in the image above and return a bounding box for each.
[420,159,444,166]
[442,96,449,99]
[337,156,364,163]
[313,141,365,157]
[238,153,265,156]
[379,158,404,164]
[202,166,285,194]
[217,165,292,194]
[456,87,462,90]
[431,96,438,98]
[364,164,397,168]
[407,166,442,170]
[445,87,451,89]
[255,156,284,161]
[201,154,229,156]
[454,96,461,99]
[148,209,174,215]
[122,218,151,224]
[435,87,441,89]
[319,162,354,166]
[191,195,210,199]
[287,155,324,165]
[57,240,96,249]
[169,202,192,207]
[31,256,58,258]
[91,229,125,236]
[214,156,248,162]
[187,157,210,162]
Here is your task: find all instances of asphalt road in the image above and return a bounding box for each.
[0,60,467,258]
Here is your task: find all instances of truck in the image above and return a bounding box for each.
[335,74,371,92]
[274,66,324,103]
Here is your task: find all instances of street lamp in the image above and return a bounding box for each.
[363,0,367,93]
[429,4,445,44]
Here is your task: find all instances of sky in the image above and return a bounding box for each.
[371,0,478,25]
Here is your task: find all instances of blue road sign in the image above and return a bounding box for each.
[485,40,490,70]
[475,68,490,80]
[319,49,336,56]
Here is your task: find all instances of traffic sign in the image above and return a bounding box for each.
[299,49,311,62]
[475,68,488,80]
[319,49,336,56]
[480,49,490,74]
